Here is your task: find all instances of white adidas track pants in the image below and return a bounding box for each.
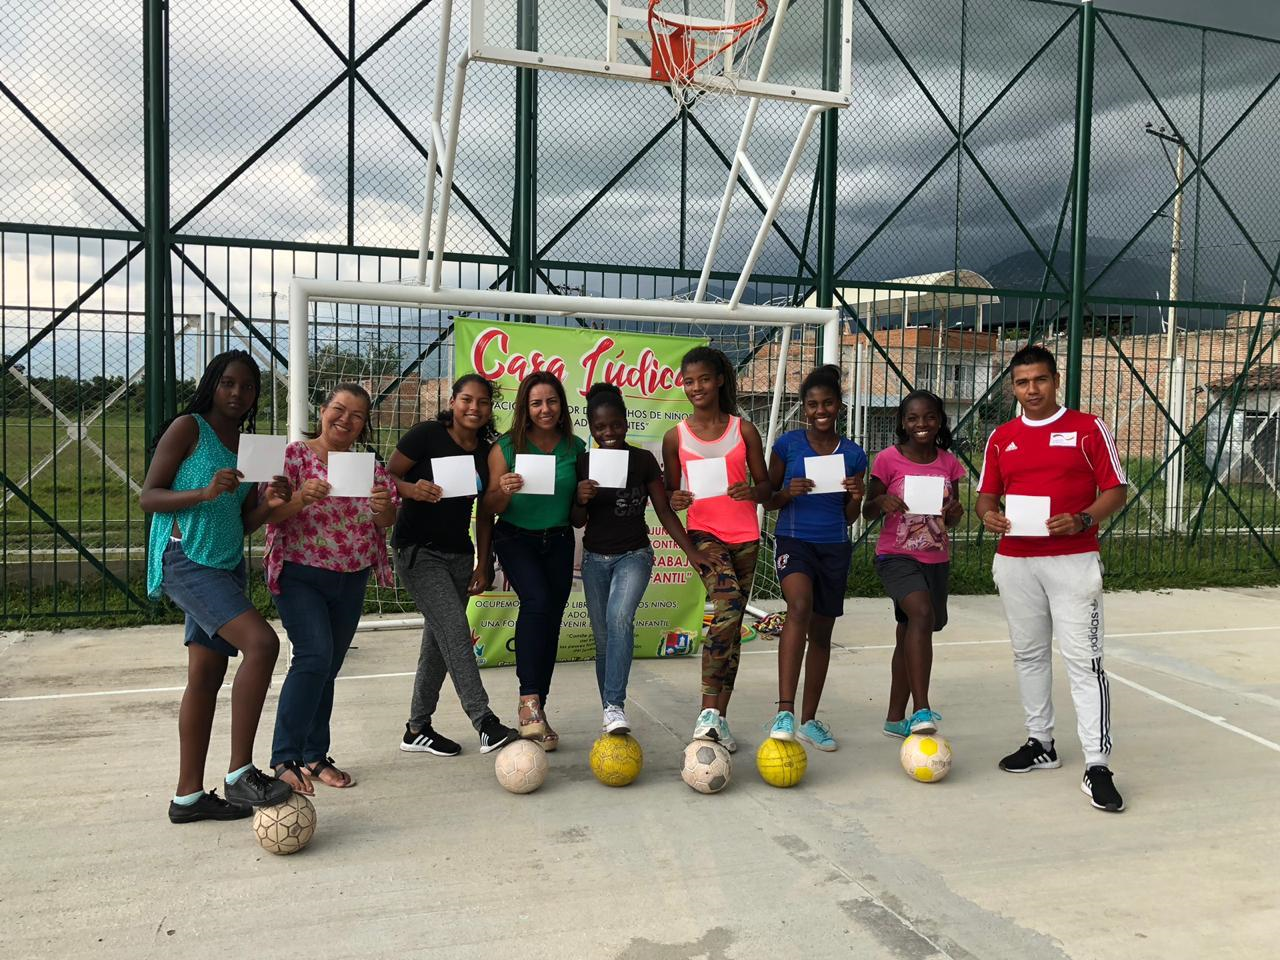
[992,552,1112,767]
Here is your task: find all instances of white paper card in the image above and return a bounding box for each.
[514,453,556,495]
[431,455,478,499]
[803,454,846,495]
[902,475,945,516]
[686,457,729,499]
[589,448,630,488]
[236,434,287,483]
[1005,494,1051,536]
[327,451,376,498]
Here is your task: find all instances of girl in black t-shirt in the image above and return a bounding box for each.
[571,383,711,736]
[387,374,520,757]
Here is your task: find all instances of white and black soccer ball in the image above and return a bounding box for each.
[681,740,732,794]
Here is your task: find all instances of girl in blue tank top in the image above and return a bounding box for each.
[140,350,295,822]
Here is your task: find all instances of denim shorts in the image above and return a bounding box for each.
[161,539,253,658]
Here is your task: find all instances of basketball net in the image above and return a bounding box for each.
[648,0,768,110]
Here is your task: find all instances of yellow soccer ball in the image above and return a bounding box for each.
[900,734,953,783]
[756,737,807,788]
[252,793,316,855]
[589,733,644,787]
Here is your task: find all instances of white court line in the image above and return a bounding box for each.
[1107,671,1280,754]
[0,624,1273,704]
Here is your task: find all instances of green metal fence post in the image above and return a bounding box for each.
[511,1,537,309]
[1066,0,1096,408]
[143,0,170,455]
[817,0,842,365]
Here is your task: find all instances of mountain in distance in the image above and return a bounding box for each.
[981,241,1237,306]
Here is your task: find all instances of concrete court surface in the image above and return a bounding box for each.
[1,586,1277,960]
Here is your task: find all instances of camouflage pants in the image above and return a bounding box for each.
[691,532,759,697]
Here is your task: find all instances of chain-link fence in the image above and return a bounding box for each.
[3,0,1279,621]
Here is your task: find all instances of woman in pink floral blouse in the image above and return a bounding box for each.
[264,383,398,792]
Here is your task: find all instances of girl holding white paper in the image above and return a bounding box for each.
[264,384,398,792]
[483,371,586,750]
[387,374,520,757]
[764,365,867,751]
[863,390,966,738]
[662,347,771,751]
[572,383,713,737]
[141,350,295,821]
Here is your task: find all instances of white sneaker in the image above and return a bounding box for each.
[719,716,738,753]
[693,708,722,741]
[603,704,631,735]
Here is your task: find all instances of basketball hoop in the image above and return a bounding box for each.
[648,0,768,108]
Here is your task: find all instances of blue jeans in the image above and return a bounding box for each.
[270,563,371,766]
[492,521,574,703]
[581,547,654,708]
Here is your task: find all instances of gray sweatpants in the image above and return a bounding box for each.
[992,551,1112,767]
[395,545,493,732]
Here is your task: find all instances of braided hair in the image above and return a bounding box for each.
[151,349,261,453]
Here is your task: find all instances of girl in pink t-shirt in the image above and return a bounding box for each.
[863,390,966,739]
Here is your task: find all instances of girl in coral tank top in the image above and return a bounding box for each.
[662,347,772,752]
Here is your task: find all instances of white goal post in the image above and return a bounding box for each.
[287,278,839,450]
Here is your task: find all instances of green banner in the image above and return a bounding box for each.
[455,318,709,668]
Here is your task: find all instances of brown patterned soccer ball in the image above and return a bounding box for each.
[252,793,317,855]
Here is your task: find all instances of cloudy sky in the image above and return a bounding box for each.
[4,0,1280,380]
[1108,0,1279,39]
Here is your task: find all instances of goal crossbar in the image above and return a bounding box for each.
[287,277,838,442]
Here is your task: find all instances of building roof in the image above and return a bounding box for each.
[808,269,1001,318]
[1204,363,1280,392]
[1224,296,1280,330]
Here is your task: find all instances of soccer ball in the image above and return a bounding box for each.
[756,737,807,788]
[681,740,732,794]
[495,738,549,794]
[900,734,953,783]
[589,733,643,787]
[252,793,316,855]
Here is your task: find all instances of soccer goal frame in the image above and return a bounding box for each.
[286,279,840,626]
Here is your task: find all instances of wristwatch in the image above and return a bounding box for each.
[1076,512,1095,530]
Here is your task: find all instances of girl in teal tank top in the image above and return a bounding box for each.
[140,350,296,820]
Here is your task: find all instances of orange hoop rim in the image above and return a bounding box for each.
[648,0,769,86]
[647,0,768,36]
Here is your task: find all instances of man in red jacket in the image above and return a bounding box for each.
[976,345,1129,813]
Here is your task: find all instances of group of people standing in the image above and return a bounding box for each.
[142,339,1128,825]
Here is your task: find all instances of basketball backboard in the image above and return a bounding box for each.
[469,0,853,107]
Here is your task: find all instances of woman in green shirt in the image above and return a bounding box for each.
[484,371,585,750]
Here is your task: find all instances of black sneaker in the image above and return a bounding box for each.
[999,737,1062,773]
[1082,765,1125,812]
[168,789,252,824]
[223,766,292,807]
[478,714,519,754]
[400,721,461,756]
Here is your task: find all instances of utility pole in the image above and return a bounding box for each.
[1065,0,1096,409]
[1146,122,1187,532]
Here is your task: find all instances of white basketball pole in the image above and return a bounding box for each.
[416,1,456,284]
[694,0,794,303]
[431,56,471,291]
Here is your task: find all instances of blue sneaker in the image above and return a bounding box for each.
[882,718,912,739]
[718,716,738,753]
[909,708,941,734]
[797,718,837,752]
[693,708,722,742]
[768,710,796,741]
